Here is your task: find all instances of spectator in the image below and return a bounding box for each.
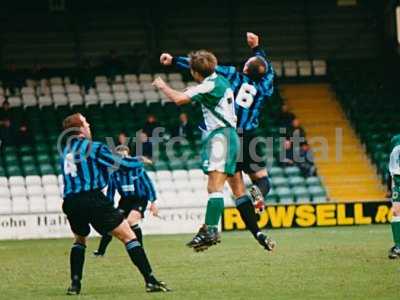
[287,118,306,144]
[135,131,153,160]
[296,142,317,177]
[278,104,295,130]
[173,112,194,141]
[116,131,132,152]
[142,114,160,138]
[0,100,13,146]
[279,138,294,167]
[15,121,33,146]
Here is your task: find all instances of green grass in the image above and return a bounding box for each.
[0,225,398,300]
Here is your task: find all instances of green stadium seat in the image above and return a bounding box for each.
[23,164,38,176]
[154,160,169,170]
[186,158,202,169]
[37,154,51,164]
[288,176,306,187]
[271,176,289,188]
[276,187,294,204]
[19,145,33,155]
[20,155,35,164]
[39,164,55,175]
[293,186,310,203]
[305,176,322,187]
[309,186,327,202]
[284,166,301,177]
[4,155,18,165]
[265,188,278,203]
[269,166,284,177]
[6,165,22,176]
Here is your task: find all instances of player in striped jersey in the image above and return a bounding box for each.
[159,33,276,251]
[94,145,158,257]
[60,113,170,294]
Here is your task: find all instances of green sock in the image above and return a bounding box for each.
[391,216,400,247]
[205,193,225,230]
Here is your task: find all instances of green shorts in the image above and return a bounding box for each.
[201,127,239,176]
[392,175,400,202]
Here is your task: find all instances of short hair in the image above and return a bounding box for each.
[188,50,217,78]
[115,145,130,155]
[247,56,267,81]
[62,113,84,131]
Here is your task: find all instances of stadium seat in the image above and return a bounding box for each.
[168,73,183,81]
[124,74,138,83]
[45,195,62,212]
[51,85,65,94]
[312,60,327,76]
[288,176,306,187]
[12,196,29,213]
[53,94,68,107]
[0,177,8,186]
[66,84,81,94]
[0,186,11,198]
[154,73,167,80]
[157,181,175,193]
[29,196,46,212]
[271,176,289,188]
[139,74,153,82]
[0,197,12,214]
[38,96,53,107]
[298,60,312,77]
[271,61,282,77]
[27,185,44,197]
[25,175,42,186]
[8,96,22,107]
[140,82,155,91]
[292,186,310,203]
[283,61,298,77]
[309,186,327,202]
[172,170,188,180]
[43,184,60,196]
[276,187,294,203]
[8,176,25,186]
[284,166,301,177]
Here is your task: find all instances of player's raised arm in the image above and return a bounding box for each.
[247,32,267,58]
[160,53,190,71]
[94,143,144,170]
[152,77,191,106]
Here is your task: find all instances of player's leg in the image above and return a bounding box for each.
[111,220,170,292]
[389,175,400,259]
[126,209,144,246]
[249,168,271,210]
[227,172,275,251]
[91,191,170,292]
[187,170,226,250]
[62,197,90,295]
[67,234,87,295]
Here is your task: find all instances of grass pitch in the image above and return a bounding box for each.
[0,225,398,300]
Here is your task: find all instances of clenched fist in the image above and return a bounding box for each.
[160,53,173,66]
[152,77,167,90]
[247,32,259,49]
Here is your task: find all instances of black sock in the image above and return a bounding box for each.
[131,224,143,246]
[236,195,260,239]
[125,239,154,284]
[98,234,113,254]
[70,243,86,283]
[253,176,271,197]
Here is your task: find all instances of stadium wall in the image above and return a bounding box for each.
[0,201,391,240]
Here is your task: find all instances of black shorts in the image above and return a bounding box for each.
[118,196,148,218]
[236,130,267,174]
[62,190,124,237]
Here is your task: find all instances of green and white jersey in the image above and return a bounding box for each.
[184,73,236,132]
[389,135,400,175]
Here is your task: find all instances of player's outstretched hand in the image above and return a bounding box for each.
[139,156,153,164]
[160,53,173,66]
[149,203,159,217]
[247,32,259,48]
[152,77,167,90]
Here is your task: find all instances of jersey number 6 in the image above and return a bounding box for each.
[236,83,257,109]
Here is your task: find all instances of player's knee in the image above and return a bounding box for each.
[74,235,87,245]
[127,211,142,226]
[112,220,136,243]
[392,203,400,216]
[252,176,271,196]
